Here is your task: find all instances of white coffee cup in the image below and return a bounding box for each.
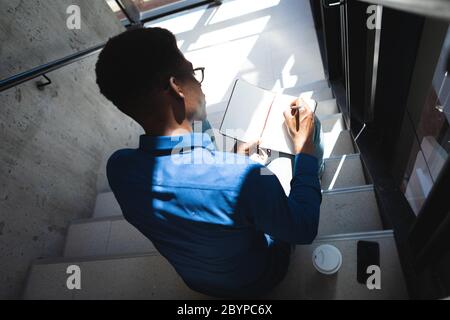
[312,244,343,275]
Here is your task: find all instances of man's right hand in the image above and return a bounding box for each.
[283,98,316,156]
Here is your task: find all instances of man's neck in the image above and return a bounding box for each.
[143,120,193,137]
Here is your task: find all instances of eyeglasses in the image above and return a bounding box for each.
[193,67,205,84]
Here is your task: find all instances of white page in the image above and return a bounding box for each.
[259,93,296,154]
[220,80,276,143]
[260,92,318,155]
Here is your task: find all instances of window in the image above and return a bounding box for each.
[105,0,208,24]
[402,27,450,215]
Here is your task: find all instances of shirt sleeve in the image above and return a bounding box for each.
[239,154,322,244]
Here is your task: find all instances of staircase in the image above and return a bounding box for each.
[22,80,409,300]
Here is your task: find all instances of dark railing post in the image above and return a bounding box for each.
[36,75,52,90]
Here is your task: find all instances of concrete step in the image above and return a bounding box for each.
[324,130,356,158]
[22,253,207,300]
[64,217,156,258]
[321,113,345,133]
[318,185,383,237]
[315,99,339,119]
[265,230,409,300]
[93,192,121,218]
[278,84,334,102]
[23,231,407,300]
[267,153,367,196]
[281,79,331,95]
[322,154,367,190]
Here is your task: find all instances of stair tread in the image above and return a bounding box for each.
[267,152,366,196]
[324,130,355,158]
[315,99,339,118]
[322,154,367,190]
[23,231,407,300]
[320,113,345,132]
[278,84,333,102]
[319,186,383,237]
[23,253,207,300]
[266,231,408,300]
[281,79,330,93]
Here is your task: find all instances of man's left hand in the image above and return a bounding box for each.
[235,140,260,156]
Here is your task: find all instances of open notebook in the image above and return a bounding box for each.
[220,79,317,155]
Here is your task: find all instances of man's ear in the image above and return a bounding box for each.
[168,77,185,99]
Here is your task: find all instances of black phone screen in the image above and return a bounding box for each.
[357,241,380,284]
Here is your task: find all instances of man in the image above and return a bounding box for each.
[96,27,321,298]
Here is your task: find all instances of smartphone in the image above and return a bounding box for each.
[357,241,380,284]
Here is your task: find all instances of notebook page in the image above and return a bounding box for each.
[260,92,318,154]
[220,80,276,143]
[259,93,297,154]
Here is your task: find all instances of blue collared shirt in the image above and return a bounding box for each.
[107,133,321,297]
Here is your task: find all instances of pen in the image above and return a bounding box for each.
[291,100,318,114]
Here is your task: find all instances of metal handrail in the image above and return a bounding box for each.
[0,0,216,93]
[0,44,105,93]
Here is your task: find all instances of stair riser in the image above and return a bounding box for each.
[64,218,156,258]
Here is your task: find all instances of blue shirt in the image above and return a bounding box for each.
[107,133,321,298]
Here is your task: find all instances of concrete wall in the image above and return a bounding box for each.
[0,0,143,299]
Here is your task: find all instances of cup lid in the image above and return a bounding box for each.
[312,244,342,275]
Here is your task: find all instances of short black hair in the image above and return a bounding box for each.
[96,27,185,116]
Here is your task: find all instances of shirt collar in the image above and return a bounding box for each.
[139,133,216,154]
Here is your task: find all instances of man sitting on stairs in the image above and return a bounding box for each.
[95,27,322,299]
